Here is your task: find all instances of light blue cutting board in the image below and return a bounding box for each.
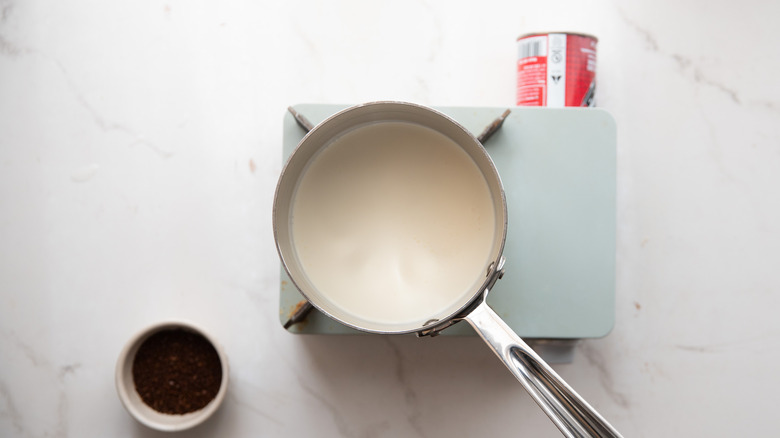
[279,105,616,339]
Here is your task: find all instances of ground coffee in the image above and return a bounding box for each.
[132,329,222,415]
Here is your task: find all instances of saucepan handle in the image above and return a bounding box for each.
[463,300,623,438]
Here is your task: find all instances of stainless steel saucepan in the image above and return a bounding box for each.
[273,101,622,438]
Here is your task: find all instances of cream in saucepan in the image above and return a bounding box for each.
[291,121,496,325]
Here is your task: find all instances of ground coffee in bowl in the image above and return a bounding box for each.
[132,329,222,414]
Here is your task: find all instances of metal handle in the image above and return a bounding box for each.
[463,300,623,438]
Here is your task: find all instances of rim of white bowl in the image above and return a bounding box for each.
[115,321,229,432]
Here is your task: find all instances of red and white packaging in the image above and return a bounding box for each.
[516,32,597,107]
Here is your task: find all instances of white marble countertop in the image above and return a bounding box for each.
[2,0,779,436]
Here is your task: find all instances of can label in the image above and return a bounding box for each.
[516,33,597,107]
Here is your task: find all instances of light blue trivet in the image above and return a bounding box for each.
[278,105,616,346]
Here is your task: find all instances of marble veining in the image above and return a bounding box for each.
[383,338,424,436]
[0,330,82,437]
[618,9,742,107]
[226,391,284,426]
[0,12,172,160]
[0,2,27,58]
[2,0,780,436]
[0,381,24,434]
[297,376,355,437]
[51,59,174,159]
[578,342,630,409]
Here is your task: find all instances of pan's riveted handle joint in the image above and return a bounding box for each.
[484,257,506,296]
[416,318,459,338]
[415,257,506,338]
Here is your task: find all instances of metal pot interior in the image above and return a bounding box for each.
[273,102,507,334]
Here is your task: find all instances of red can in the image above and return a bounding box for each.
[516,32,597,107]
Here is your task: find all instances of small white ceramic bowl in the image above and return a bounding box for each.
[115,321,229,432]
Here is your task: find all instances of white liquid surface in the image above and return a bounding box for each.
[291,121,496,326]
